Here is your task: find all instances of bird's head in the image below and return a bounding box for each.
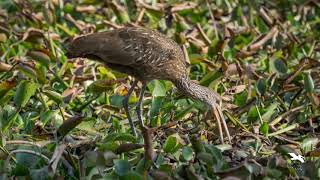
[174,77,222,107]
[199,87,222,107]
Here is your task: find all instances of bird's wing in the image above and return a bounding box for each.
[68,27,177,66]
[85,30,138,66]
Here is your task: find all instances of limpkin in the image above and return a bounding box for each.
[66,27,231,143]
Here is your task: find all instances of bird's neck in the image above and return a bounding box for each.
[173,76,210,105]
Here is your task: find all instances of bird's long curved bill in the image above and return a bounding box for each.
[212,103,231,144]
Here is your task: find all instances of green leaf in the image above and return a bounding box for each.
[260,121,269,136]
[261,103,278,121]
[27,51,51,68]
[16,148,41,169]
[0,105,19,131]
[270,57,287,75]
[40,110,56,126]
[190,135,205,153]
[120,171,142,180]
[63,3,74,13]
[18,64,38,80]
[14,81,38,107]
[43,90,63,104]
[35,64,47,84]
[11,163,29,176]
[30,166,49,180]
[302,137,319,153]
[77,120,98,134]
[297,112,308,123]
[163,135,177,153]
[276,145,298,156]
[109,95,125,108]
[199,70,223,86]
[87,79,117,93]
[256,78,267,96]
[274,59,287,74]
[114,159,131,176]
[304,72,314,93]
[98,66,117,80]
[104,133,137,143]
[152,80,167,97]
[149,96,164,118]
[234,91,248,106]
[197,152,214,166]
[114,133,137,142]
[247,106,259,123]
[181,146,193,161]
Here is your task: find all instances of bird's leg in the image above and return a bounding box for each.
[136,81,147,128]
[123,80,138,136]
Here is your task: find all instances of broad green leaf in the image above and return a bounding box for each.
[197,152,214,166]
[276,145,298,156]
[262,103,278,122]
[27,51,51,68]
[11,163,29,176]
[174,105,194,120]
[98,66,117,80]
[181,146,193,161]
[304,72,314,93]
[270,55,287,75]
[63,3,74,13]
[199,70,223,86]
[247,106,259,123]
[149,96,164,118]
[114,159,131,176]
[152,80,166,97]
[16,147,41,168]
[109,95,125,107]
[274,59,287,74]
[77,120,98,134]
[163,135,177,153]
[234,91,248,106]
[120,171,142,180]
[35,64,47,84]
[260,121,269,136]
[190,135,205,153]
[18,64,38,80]
[136,158,153,173]
[30,166,49,180]
[256,78,267,96]
[87,79,117,93]
[43,90,63,104]
[14,81,38,107]
[104,133,137,143]
[302,137,319,153]
[0,105,19,131]
[297,112,308,123]
[40,110,56,126]
[114,133,136,142]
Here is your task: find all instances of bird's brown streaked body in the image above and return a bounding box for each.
[67,27,231,143]
[67,28,186,81]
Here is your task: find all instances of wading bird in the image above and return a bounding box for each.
[66,27,231,143]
